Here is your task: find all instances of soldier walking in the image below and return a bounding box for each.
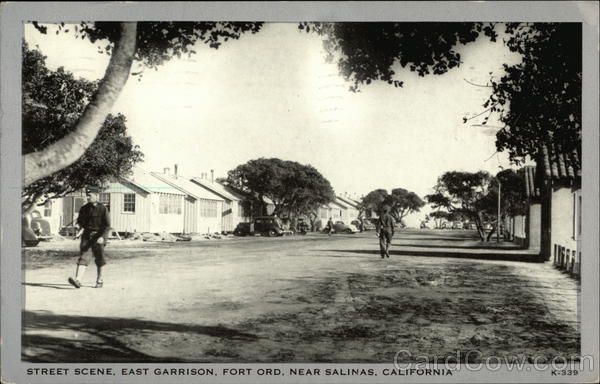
[68,187,111,288]
[376,206,395,259]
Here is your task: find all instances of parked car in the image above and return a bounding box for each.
[332,221,359,234]
[21,211,52,247]
[295,219,309,235]
[234,217,284,237]
[233,222,252,236]
[22,221,40,247]
[351,219,375,231]
[254,216,285,236]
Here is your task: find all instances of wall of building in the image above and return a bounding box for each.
[183,197,198,234]
[105,181,153,233]
[196,198,222,234]
[221,200,234,233]
[512,215,526,244]
[529,203,542,250]
[37,198,63,234]
[151,193,185,233]
[551,187,579,275]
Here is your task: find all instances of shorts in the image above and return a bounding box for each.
[77,231,106,267]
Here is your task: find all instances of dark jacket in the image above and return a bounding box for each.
[377,213,395,235]
[77,202,111,239]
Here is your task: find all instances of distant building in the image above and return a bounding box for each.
[151,170,224,234]
[191,176,250,233]
[335,195,360,223]
[504,166,542,249]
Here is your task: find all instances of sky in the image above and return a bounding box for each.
[25,23,523,226]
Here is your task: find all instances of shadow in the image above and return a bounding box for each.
[22,282,74,290]
[22,310,259,363]
[394,243,527,251]
[321,249,544,263]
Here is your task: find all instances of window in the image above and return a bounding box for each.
[99,193,111,210]
[43,201,52,217]
[320,209,328,219]
[200,199,217,217]
[123,193,136,213]
[159,194,181,215]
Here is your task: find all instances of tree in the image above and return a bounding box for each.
[487,23,581,164]
[22,43,144,213]
[25,21,263,186]
[226,158,335,223]
[301,22,498,91]
[361,189,389,217]
[425,171,497,241]
[389,188,426,222]
[495,169,528,217]
[304,22,580,165]
[361,188,425,223]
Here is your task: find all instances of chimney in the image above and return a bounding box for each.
[174,164,178,178]
[210,169,214,183]
[164,167,170,175]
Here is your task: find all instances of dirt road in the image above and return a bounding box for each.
[22,230,580,362]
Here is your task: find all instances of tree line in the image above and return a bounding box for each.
[23,21,580,188]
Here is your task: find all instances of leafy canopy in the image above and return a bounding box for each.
[33,21,263,74]
[304,22,581,164]
[226,158,335,217]
[361,188,425,221]
[22,42,144,207]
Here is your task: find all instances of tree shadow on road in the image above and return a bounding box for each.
[22,310,259,362]
[393,243,527,250]
[321,249,543,262]
[22,282,73,290]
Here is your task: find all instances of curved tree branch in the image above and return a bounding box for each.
[24,22,137,186]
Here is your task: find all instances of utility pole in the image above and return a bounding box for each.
[497,179,501,243]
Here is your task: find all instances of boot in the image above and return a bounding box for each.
[95,265,103,288]
[68,265,86,288]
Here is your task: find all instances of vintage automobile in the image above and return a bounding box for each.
[253,216,285,236]
[233,217,284,237]
[233,222,252,236]
[351,219,375,231]
[330,220,359,234]
[21,211,52,247]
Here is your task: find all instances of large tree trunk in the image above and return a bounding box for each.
[23,23,137,186]
[474,212,486,241]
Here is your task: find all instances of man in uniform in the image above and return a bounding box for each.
[68,187,111,288]
[376,205,395,259]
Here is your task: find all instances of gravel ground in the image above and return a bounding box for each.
[22,230,580,363]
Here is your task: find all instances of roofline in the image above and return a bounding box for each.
[190,178,238,202]
[116,177,152,195]
[336,196,359,209]
[151,172,219,200]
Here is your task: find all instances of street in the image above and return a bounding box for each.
[22,229,580,363]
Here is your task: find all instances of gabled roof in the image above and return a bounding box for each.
[217,182,248,201]
[119,167,186,196]
[191,178,240,202]
[336,196,360,209]
[541,143,581,181]
[212,182,276,205]
[151,172,224,201]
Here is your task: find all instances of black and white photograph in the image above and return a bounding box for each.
[1,2,599,383]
